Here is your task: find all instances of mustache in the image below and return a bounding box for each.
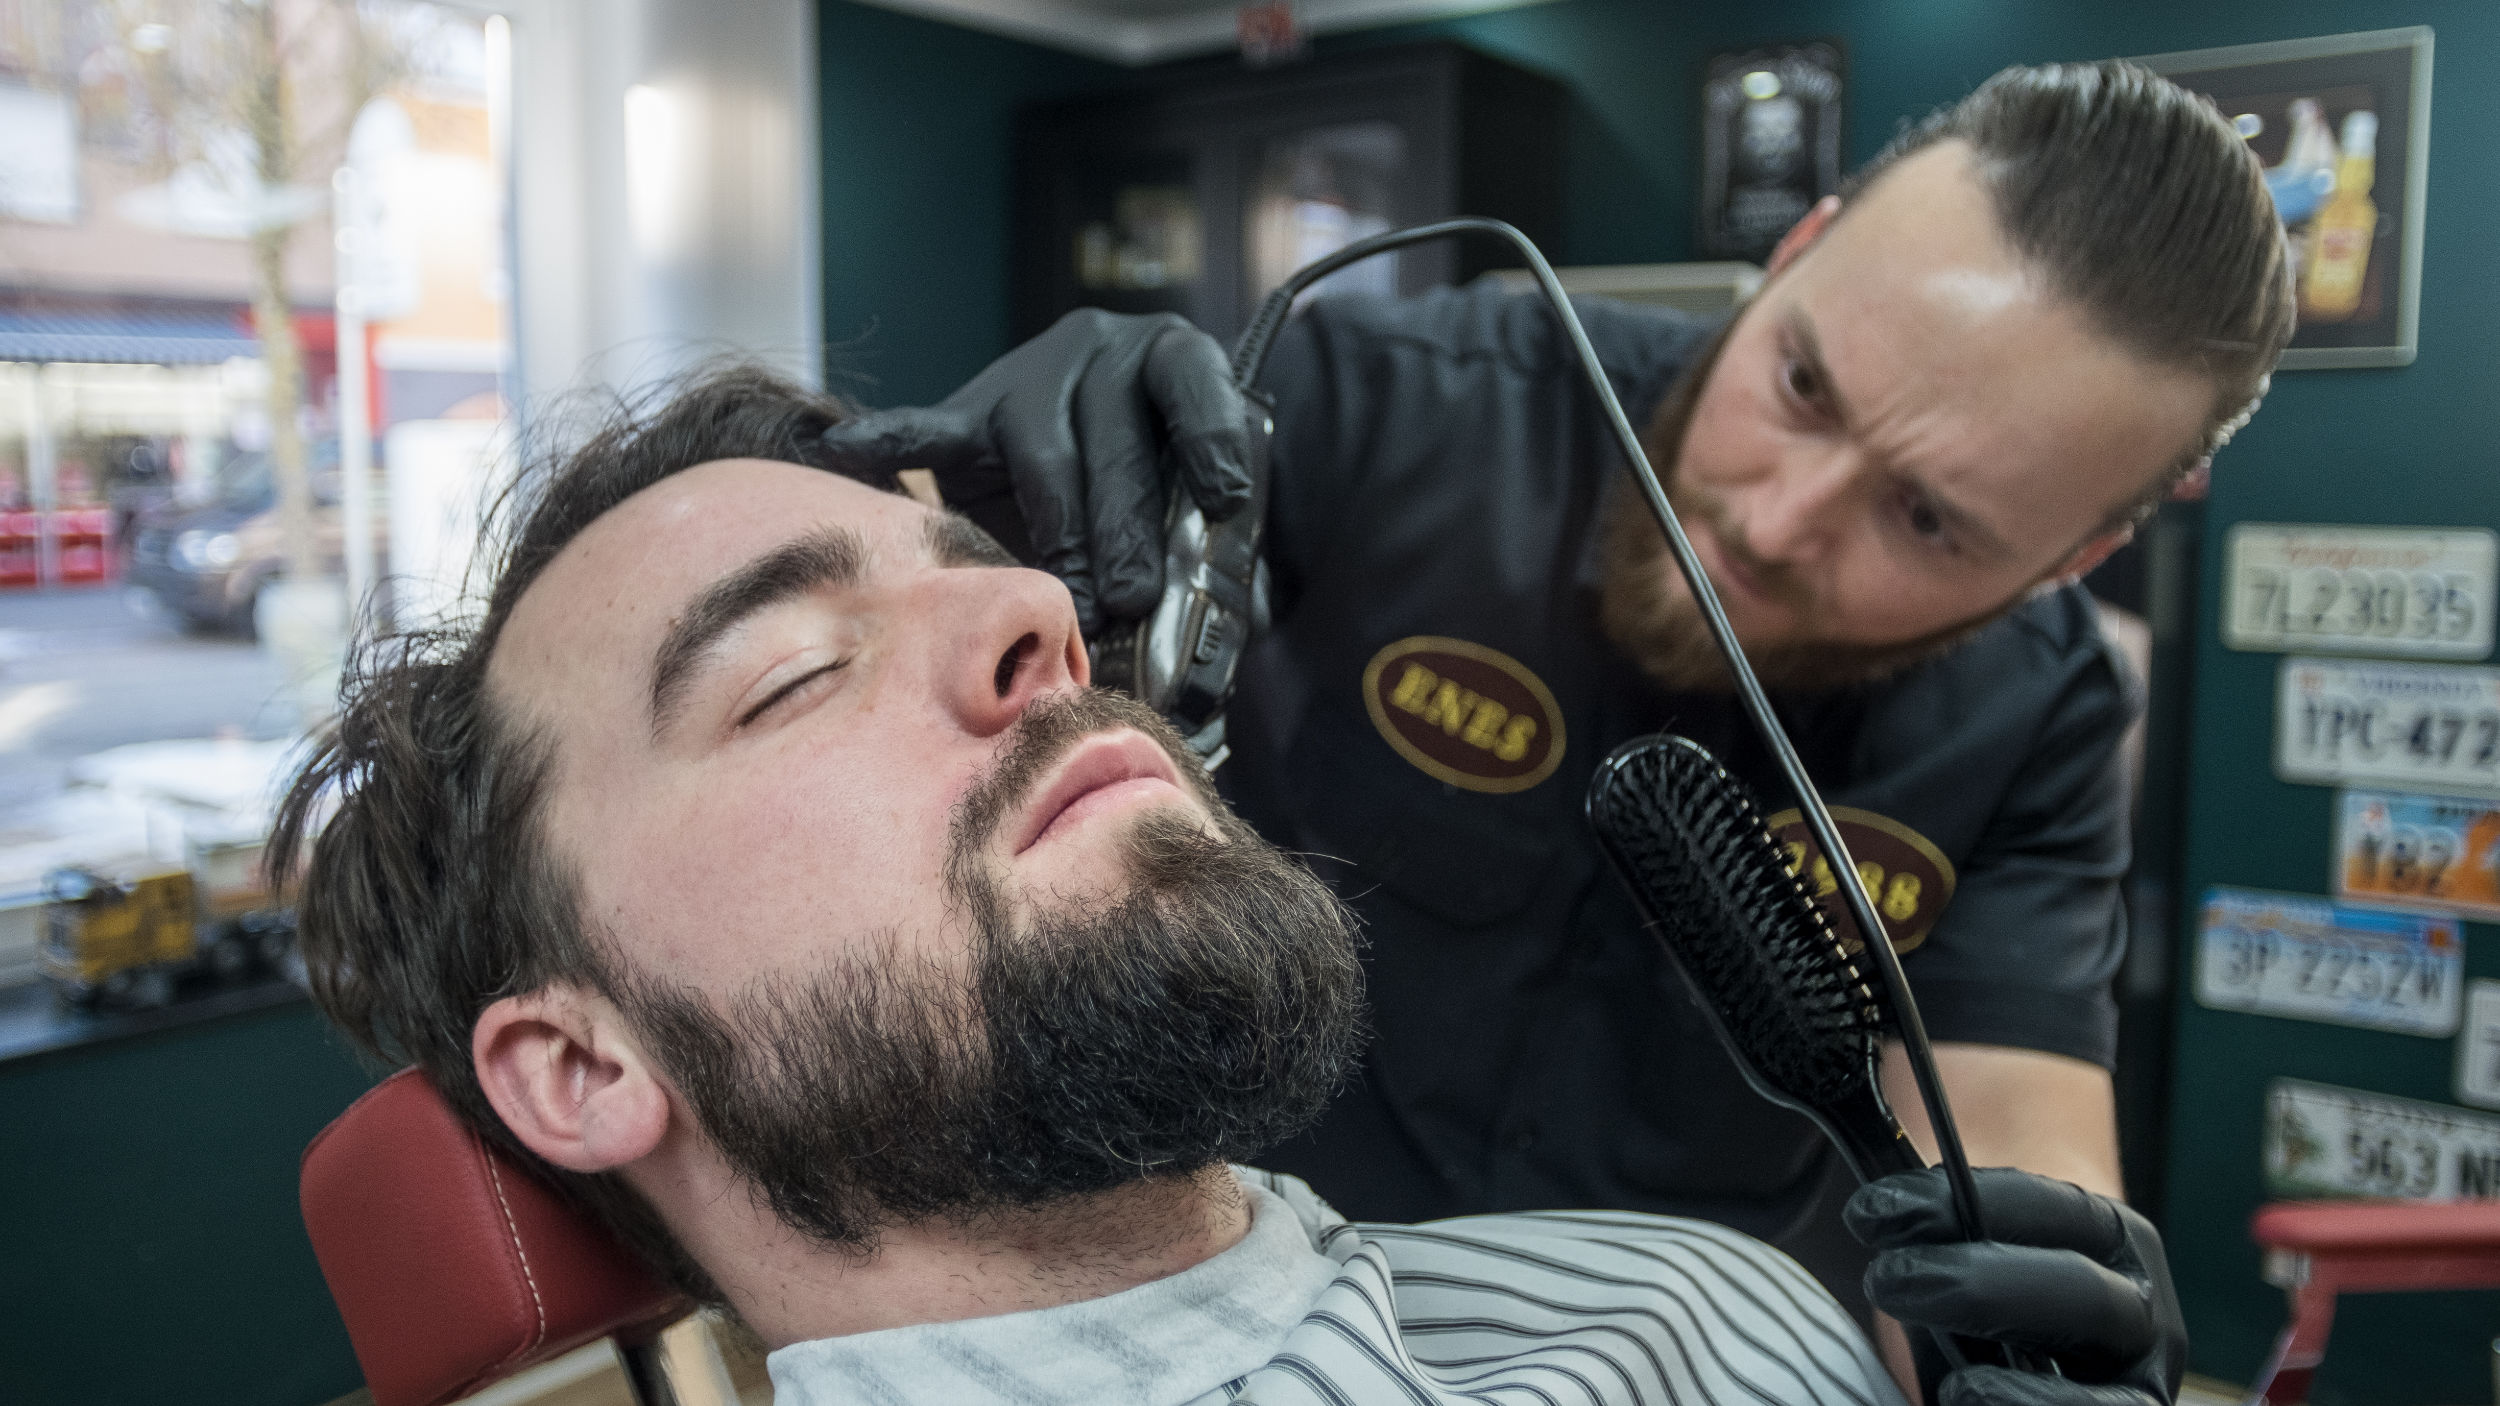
[1628,313,1811,614]
[1665,479,1815,614]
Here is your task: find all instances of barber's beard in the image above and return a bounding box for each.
[604,688,1366,1254]
[1598,322,1999,694]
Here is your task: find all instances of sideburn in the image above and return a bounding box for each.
[1596,314,1744,692]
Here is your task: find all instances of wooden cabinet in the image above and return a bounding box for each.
[1015,43,1564,344]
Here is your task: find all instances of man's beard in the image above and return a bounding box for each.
[1599,319,1999,694]
[602,688,1366,1253]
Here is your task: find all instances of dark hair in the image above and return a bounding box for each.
[269,364,868,1299]
[1847,60,2295,524]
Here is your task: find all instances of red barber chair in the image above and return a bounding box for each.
[300,1068,696,1406]
[2244,1198,2500,1406]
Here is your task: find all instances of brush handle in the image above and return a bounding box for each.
[1818,1080,1926,1185]
[1822,1087,2058,1380]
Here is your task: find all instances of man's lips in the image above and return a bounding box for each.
[1009,729,1190,856]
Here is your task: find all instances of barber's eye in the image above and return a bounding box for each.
[1782,358,1823,406]
[1903,496,1948,543]
[738,661,847,727]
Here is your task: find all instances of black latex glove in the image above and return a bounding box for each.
[1848,1167,2186,1406]
[818,309,1253,634]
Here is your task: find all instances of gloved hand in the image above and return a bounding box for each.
[1848,1167,2186,1406]
[818,310,1253,634]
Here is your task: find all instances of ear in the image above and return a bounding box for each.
[1765,195,1843,276]
[2051,525,2134,585]
[473,987,671,1174]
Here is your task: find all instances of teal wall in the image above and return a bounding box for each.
[15,1,2467,1399]
[2162,7,2500,1392]
[815,0,2500,1397]
[1337,3,2495,1399]
[0,1004,377,1405]
[818,1,1124,408]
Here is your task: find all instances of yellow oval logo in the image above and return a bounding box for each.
[1362,636,1566,794]
[1762,806,1957,955]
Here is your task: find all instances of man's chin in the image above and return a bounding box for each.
[1012,785,1207,863]
[1001,801,1226,923]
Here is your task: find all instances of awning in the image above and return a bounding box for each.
[0,306,263,365]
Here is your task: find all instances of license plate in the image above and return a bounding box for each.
[2194,886,2460,1036]
[2265,1078,2500,1199]
[2226,523,2495,658]
[2276,658,2500,795]
[2457,981,2500,1110]
[2336,790,2500,921]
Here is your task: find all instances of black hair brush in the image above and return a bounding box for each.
[1585,734,1920,1182]
[1588,733,2061,1376]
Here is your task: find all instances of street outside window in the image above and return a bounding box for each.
[0,0,512,1004]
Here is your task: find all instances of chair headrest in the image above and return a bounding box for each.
[301,1068,690,1406]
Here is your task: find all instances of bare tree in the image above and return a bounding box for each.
[102,0,400,584]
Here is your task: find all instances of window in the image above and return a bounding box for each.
[0,0,512,996]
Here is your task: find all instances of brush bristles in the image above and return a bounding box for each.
[1587,735,1885,1109]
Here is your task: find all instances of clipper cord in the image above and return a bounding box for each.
[1234,217,1991,1246]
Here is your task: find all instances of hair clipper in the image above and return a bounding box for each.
[1088,389,1274,769]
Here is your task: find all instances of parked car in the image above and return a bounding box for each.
[126,444,375,636]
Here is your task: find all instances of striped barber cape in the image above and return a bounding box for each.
[766,1167,1904,1406]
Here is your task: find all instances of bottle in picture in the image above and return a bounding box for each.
[2302,109,2380,322]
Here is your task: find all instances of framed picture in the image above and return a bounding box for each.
[2137,27,2433,369]
[1698,41,1844,262]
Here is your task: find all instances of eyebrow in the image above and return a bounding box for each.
[1779,307,2015,562]
[926,509,1018,569]
[648,526,867,734]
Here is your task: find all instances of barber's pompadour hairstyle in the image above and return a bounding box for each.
[1848,59,2296,523]
[269,364,870,1301]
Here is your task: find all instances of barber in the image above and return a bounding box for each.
[826,61,2282,1403]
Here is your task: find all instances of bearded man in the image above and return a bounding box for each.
[817,60,2294,1333]
[278,367,2181,1406]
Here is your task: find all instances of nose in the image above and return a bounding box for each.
[1737,441,1859,565]
[935,566,1089,736]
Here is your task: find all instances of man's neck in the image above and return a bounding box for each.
[690,1165,1254,1348]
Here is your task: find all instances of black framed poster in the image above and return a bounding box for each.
[2138,27,2433,369]
[1698,41,1844,263]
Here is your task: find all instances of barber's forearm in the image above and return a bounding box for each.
[1878,1040,2124,1199]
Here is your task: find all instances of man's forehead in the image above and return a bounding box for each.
[1812,143,2033,302]
[1776,141,2205,522]
[490,458,913,701]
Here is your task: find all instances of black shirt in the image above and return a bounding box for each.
[1225,284,2139,1241]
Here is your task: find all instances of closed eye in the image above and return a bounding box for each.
[737,660,848,727]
